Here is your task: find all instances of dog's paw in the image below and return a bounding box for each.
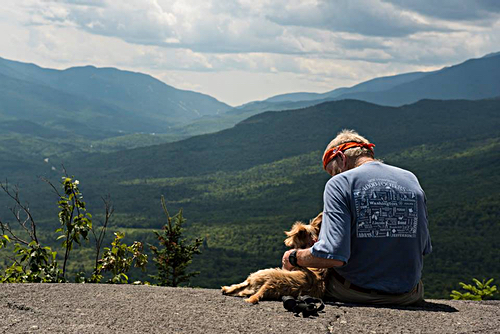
[244,296,260,304]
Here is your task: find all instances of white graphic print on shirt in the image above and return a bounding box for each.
[354,179,418,238]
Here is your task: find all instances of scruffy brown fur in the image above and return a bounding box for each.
[221,213,328,304]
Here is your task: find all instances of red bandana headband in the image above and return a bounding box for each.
[322,142,375,170]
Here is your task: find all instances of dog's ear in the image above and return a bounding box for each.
[285,221,304,237]
[284,222,310,248]
[310,212,323,236]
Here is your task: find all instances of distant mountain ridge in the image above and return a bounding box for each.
[261,71,432,103]
[2,52,499,141]
[337,55,500,106]
[177,52,500,138]
[236,52,500,112]
[0,57,232,137]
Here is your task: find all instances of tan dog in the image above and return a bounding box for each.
[221,213,328,304]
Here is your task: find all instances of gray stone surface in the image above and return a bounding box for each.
[0,284,499,333]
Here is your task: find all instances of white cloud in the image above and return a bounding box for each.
[383,0,500,22]
[22,0,448,54]
[265,0,445,38]
[1,0,499,105]
[23,0,499,60]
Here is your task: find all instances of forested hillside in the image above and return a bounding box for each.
[0,98,499,298]
[0,57,235,168]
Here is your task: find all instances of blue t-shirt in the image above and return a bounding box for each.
[311,161,432,293]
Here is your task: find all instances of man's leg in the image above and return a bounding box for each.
[325,271,424,306]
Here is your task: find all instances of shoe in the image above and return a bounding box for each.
[282,296,297,311]
[282,295,325,317]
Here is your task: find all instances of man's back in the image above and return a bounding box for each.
[312,161,432,293]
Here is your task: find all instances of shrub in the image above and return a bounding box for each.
[1,175,146,284]
[91,232,148,284]
[450,278,498,300]
[0,181,63,283]
[56,177,93,277]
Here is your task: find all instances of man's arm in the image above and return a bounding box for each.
[282,248,344,271]
[282,176,350,271]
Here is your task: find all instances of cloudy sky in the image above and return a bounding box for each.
[1,0,500,106]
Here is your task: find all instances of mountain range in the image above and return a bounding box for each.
[179,53,500,137]
[1,53,499,142]
[237,52,500,110]
[0,57,231,138]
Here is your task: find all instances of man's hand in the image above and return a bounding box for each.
[282,248,344,270]
[282,249,296,271]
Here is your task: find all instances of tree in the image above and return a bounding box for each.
[150,196,203,287]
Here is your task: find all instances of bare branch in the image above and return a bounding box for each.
[92,195,114,272]
[40,177,62,197]
[61,164,68,177]
[0,180,38,244]
[9,206,31,237]
[0,219,29,245]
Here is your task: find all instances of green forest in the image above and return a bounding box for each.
[1,99,499,299]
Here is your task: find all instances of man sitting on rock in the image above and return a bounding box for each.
[282,129,432,305]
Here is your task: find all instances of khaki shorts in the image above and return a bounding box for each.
[325,270,424,306]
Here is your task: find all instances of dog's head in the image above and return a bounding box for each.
[284,212,323,249]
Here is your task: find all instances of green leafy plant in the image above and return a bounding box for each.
[1,241,62,283]
[0,234,8,249]
[53,176,93,278]
[0,182,63,283]
[94,232,148,284]
[1,175,151,284]
[450,278,498,300]
[150,196,203,287]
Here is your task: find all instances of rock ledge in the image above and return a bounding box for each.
[1,284,498,333]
